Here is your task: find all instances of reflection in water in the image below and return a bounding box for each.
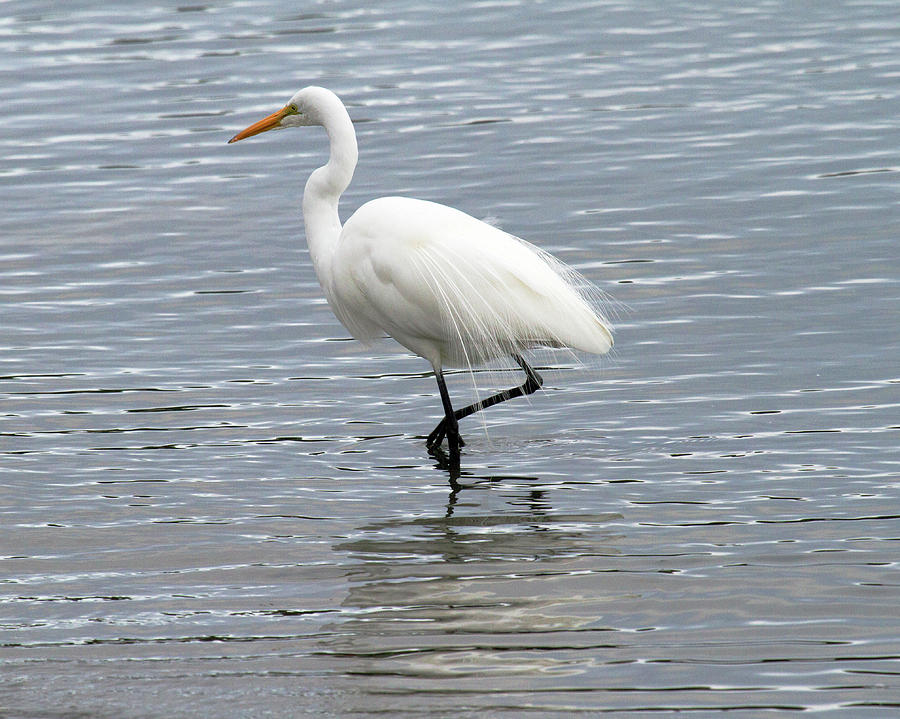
[323,489,624,681]
[428,444,463,489]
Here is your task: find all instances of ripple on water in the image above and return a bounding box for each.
[3,0,900,716]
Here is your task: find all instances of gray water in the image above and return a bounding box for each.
[3,1,899,716]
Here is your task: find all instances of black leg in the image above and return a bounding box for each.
[431,369,463,459]
[426,355,543,449]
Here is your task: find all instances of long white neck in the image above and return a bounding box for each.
[301,96,358,297]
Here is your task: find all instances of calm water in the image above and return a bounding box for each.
[3,1,899,716]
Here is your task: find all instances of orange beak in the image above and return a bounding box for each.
[228,105,292,144]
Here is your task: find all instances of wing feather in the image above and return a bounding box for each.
[331,196,612,367]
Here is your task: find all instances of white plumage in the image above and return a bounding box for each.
[334,197,612,367]
[229,86,613,464]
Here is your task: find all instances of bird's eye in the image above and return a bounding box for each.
[289,104,299,114]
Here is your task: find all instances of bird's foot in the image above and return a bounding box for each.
[426,418,465,450]
[426,421,445,449]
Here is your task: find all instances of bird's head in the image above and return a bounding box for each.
[227,86,337,143]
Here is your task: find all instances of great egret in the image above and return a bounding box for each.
[228,87,613,461]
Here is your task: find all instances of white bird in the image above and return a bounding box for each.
[228,87,613,462]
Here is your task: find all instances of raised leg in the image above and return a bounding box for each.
[426,355,544,450]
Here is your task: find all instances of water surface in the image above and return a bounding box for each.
[2,1,899,716]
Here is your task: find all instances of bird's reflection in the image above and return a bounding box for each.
[426,444,463,493]
[317,485,624,681]
[427,446,551,504]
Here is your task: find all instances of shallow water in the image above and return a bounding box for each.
[2,1,899,716]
